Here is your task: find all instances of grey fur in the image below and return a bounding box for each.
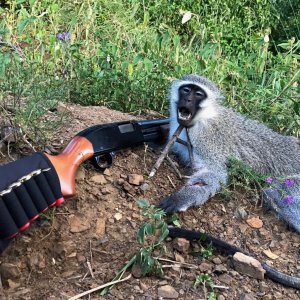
[160,74,300,233]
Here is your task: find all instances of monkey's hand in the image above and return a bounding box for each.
[160,171,226,214]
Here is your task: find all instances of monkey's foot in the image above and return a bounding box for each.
[263,187,300,233]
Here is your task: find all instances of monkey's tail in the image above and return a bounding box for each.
[262,263,300,290]
[168,227,300,289]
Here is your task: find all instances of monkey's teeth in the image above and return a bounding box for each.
[178,111,192,120]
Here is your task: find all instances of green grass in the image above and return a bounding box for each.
[0,0,299,145]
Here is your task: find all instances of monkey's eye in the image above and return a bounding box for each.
[182,87,191,94]
[196,91,205,98]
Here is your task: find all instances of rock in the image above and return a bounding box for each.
[239,293,257,300]
[131,262,143,278]
[233,252,265,280]
[259,281,269,293]
[52,240,76,258]
[90,174,107,185]
[69,215,90,233]
[174,252,185,263]
[262,249,279,260]
[157,285,179,299]
[199,262,213,272]
[214,264,227,274]
[212,257,222,264]
[218,273,232,285]
[128,174,144,185]
[28,253,46,269]
[7,279,20,289]
[217,295,226,300]
[95,218,106,236]
[76,167,85,181]
[0,263,21,283]
[140,183,150,193]
[236,207,247,219]
[172,238,190,253]
[123,181,133,192]
[114,212,122,221]
[103,168,111,176]
[56,102,69,113]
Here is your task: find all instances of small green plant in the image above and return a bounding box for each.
[190,243,213,259]
[220,158,266,202]
[194,273,216,300]
[100,199,169,295]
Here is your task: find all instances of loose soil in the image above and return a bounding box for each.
[0,104,299,300]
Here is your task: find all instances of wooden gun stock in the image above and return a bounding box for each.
[45,136,94,197]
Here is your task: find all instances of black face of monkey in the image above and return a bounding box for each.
[177,84,207,127]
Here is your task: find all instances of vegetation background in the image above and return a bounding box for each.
[0,0,299,144]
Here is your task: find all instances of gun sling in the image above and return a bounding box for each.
[0,153,64,253]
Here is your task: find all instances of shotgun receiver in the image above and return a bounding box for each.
[0,118,169,252]
[45,118,169,197]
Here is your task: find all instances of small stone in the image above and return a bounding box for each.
[90,174,107,185]
[259,281,269,293]
[217,295,226,300]
[128,174,144,186]
[0,263,21,282]
[233,252,265,280]
[214,264,227,274]
[131,262,143,278]
[123,181,133,192]
[95,218,106,236]
[117,178,125,185]
[212,257,222,264]
[76,253,86,263]
[7,279,20,289]
[262,249,279,260]
[76,167,85,181]
[56,102,68,113]
[218,274,232,285]
[157,285,179,299]
[239,293,257,300]
[140,282,148,291]
[236,207,247,219]
[172,238,190,254]
[114,212,122,221]
[69,215,90,233]
[52,240,76,259]
[174,253,185,263]
[199,262,213,272]
[103,169,111,176]
[140,183,150,193]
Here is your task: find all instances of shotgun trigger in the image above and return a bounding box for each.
[90,152,115,170]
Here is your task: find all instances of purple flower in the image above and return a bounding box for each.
[284,178,295,188]
[265,177,273,184]
[283,195,293,204]
[57,32,70,42]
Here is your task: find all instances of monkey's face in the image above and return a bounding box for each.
[177,84,207,127]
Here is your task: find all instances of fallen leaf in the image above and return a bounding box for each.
[246,216,263,229]
[182,11,192,24]
[263,249,279,260]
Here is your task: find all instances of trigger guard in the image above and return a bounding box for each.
[91,152,115,170]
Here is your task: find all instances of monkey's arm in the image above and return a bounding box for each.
[160,164,227,213]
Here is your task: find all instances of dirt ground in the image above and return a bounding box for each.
[0,104,299,300]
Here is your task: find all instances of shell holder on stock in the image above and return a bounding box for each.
[0,153,64,245]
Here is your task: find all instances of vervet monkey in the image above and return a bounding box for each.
[160,74,300,233]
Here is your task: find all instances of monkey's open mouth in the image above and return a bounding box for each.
[178,108,192,121]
